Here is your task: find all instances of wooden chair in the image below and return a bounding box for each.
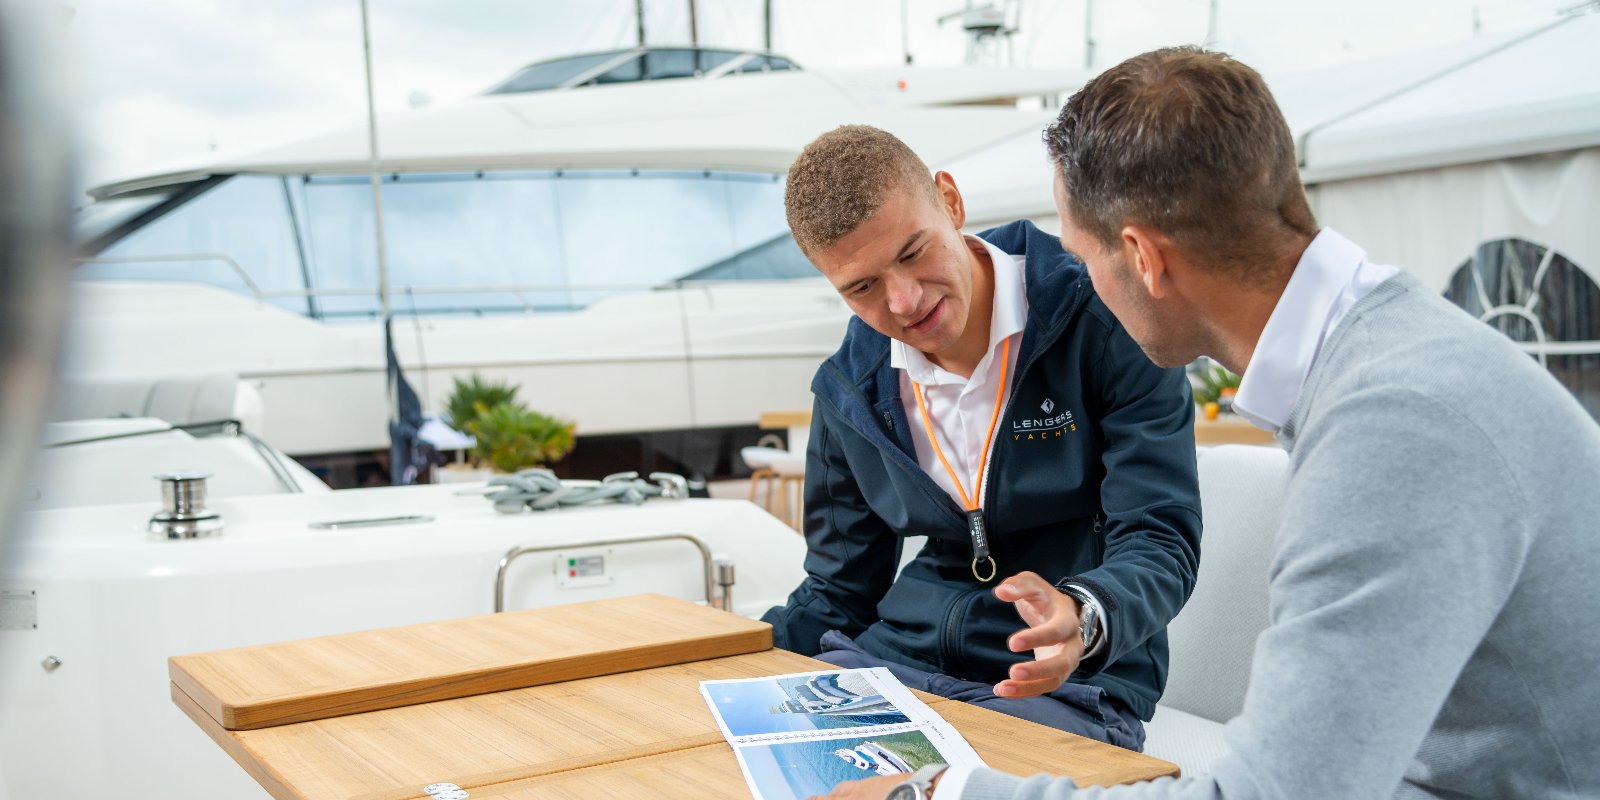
[747,467,777,510]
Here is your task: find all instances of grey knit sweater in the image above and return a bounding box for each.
[959,272,1600,800]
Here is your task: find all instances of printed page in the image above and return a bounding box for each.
[700,668,987,800]
[700,668,936,744]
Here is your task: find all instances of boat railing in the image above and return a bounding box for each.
[493,530,715,613]
[73,253,824,316]
[76,253,264,307]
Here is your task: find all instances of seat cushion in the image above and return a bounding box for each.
[740,446,788,469]
[1141,704,1231,778]
[1162,445,1288,723]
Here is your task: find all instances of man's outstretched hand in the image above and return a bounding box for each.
[993,571,1085,698]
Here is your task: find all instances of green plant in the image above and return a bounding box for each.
[1193,364,1242,405]
[467,401,576,472]
[444,373,519,433]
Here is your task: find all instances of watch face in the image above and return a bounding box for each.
[886,782,921,800]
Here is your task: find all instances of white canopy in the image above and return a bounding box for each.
[949,14,1600,242]
[1289,12,1600,184]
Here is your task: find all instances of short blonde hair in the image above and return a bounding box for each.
[785,125,937,256]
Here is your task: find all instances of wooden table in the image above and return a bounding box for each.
[1193,417,1278,446]
[173,597,1177,800]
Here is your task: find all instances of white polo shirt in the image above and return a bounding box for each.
[890,236,1027,509]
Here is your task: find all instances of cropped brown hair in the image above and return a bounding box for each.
[1044,47,1317,281]
[785,125,936,256]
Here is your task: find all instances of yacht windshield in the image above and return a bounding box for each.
[76,170,815,320]
[487,48,790,94]
[586,49,745,84]
[484,51,627,94]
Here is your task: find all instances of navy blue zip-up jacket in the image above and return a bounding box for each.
[760,220,1201,721]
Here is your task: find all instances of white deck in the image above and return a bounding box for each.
[0,487,807,800]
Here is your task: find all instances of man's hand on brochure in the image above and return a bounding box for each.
[806,770,944,800]
[993,571,1085,698]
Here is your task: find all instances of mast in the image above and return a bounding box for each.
[901,0,912,64]
[358,0,395,422]
[637,0,646,46]
[1084,0,1095,70]
[688,0,697,46]
[765,0,773,51]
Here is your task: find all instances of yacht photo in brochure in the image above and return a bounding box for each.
[700,668,986,800]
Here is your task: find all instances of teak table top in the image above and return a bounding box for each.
[171,594,772,730]
[172,596,1177,800]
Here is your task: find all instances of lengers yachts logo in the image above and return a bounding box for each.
[1014,397,1076,440]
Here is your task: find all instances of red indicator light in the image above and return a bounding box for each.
[569,570,577,577]
[898,79,908,91]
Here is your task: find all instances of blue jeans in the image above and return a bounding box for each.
[814,630,1146,752]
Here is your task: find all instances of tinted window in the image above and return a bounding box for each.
[678,233,813,282]
[698,49,743,73]
[85,171,797,320]
[643,49,698,80]
[591,54,643,84]
[78,175,315,316]
[73,192,169,244]
[738,56,797,74]
[486,52,624,94]
[590,49,748,85]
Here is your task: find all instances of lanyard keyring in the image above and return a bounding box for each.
[912,336,1010,583]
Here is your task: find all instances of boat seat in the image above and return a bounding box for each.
[1143,444,1288,776]
[1141,704,1231,778]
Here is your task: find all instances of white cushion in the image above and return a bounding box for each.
[1142,704,1231,778]
[1161,444,1288,723]
[740,446,789,469]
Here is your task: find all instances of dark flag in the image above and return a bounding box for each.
[385,317,435,485]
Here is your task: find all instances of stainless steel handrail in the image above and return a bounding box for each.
[74,254,263,306]
[494,531,714,613]
[250,279,814,298]
[71,252,823,306]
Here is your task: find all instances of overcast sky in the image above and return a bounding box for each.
[65,0,1573,197]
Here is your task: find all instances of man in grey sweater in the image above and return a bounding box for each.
[814,47,1600,800]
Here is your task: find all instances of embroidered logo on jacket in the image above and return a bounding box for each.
[1013,402,1076,440]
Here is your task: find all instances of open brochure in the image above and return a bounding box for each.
[700,668,987,800]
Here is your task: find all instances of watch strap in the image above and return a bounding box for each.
[1054,581,1106,655]
[887,764,950,800]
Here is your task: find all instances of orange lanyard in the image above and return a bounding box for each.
[911,336,1010,582]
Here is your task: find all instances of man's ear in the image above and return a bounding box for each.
[1122,225,1169,300]
[934,171,966,230]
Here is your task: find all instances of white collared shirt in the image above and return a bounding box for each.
[891,236,1026,510]
[1234,228,1400,433]
[890,236,1111,666]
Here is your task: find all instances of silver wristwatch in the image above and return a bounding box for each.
[1056,583,1103,652]
[885,764,949,800]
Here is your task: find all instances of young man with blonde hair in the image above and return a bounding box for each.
[761,124,1202,751]
[820,47,1600,800]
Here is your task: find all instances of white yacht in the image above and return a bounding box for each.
[69,47,1086,474]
